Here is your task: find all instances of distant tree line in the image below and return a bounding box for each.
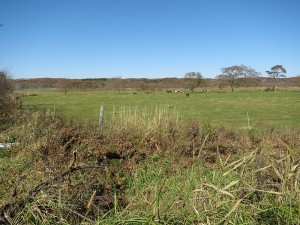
[9,65,299,92]
[12,77,185,91]
[11,76,299,91]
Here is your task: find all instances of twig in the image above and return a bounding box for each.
[29,165,102,198]
[68,151,77,184]
[69,151,77,168]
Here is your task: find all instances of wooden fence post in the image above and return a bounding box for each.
[247,112,251,130]
[99,106,104,134]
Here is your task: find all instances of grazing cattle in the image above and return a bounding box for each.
[186,93,190,97]
[132,92,137,95]
[166,90,172,93]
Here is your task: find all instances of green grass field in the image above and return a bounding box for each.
[21,90,300,128]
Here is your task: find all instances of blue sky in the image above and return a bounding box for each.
[1,0,299,79]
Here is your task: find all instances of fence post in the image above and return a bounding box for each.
[247,112,251,130]
[99,106,104,134]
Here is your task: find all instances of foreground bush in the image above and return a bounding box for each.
[0,71,18,130]
[0,109,299,224]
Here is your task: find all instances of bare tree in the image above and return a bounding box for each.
[184,72,205,93]
[266,65,286,91]
[216,65,260,92]
[0,71,13,112]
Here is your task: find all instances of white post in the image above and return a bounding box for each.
[247,112,251,130]
[99,106,104,134]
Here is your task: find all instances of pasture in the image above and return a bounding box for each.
[2,90,300,224]
[21,90,300,129]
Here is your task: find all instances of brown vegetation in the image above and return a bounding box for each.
[0,109,299,223]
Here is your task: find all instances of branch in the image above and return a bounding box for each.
[29,165,102,198]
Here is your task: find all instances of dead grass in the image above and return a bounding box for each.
[0,109,299,224]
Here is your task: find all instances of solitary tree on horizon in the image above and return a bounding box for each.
[216,65,260,92]
[266,65,286,91]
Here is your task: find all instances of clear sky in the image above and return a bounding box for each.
[1,0,299,79]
